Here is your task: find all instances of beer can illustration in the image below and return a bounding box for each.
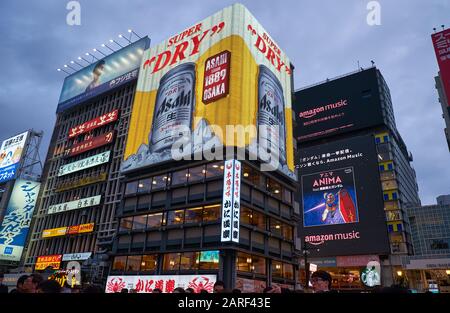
[150,62,196,153]
[257,64,287,166]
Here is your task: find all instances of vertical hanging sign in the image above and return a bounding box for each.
[231,160,241,243]
[221,159,241,243]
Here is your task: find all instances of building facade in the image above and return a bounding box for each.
[434,74,450,152]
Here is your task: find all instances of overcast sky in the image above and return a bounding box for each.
[0,0,448,204]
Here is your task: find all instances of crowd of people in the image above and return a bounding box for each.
[0,270,411,294]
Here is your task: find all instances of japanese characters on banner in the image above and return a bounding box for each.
[105,275,217,293]
[221,159,241,243]
[0,180,40,261]
[57,151,110,177]
[0,131,29,184]
[47,195,101,215]
[55,172,107,192]
[62,252,92,261]
[68,109,119,139]
[42,223,95,238]
[432,28,450,106]
[35,254,62,270]
[65,131,115,157]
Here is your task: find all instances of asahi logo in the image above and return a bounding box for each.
[156,90,192,118]
[259,94,284,124]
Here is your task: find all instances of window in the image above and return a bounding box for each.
[141,255,158,271]
[167,210,185,225]
[270,218,282,236]
[163,253,181,271]
[202,204,220,222]
[387,163,394,171]
[188,165,206,182]
[283,189,292,204]
[137,178,151,193]
[199,251,219,270]
[392,192,398,200]
[272,261,283,278]
[236,252,266,274]
[152,175,168,189]
[185,207,203,224]
[240,207,252,225]
[147,213,163,228]
[282,224,293,241]
[171,169,188,185]
[375,137,381,144]
[252,210,266,230]
[205,162,224,178]
[283,263,294,280]
[125,181,138,195]
[112,256,127,271]
[267,178,282,199]
[180,252,199,270]
[119,217,133,232]
[379,165,385,172]
[126,255,141,271]
[242,164,261,186]
[132,215,147,230]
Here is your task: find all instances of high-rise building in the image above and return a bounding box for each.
[434,74,450,151]
[293,66,421,290]
[22,37,150,285]
[402,196,450,293]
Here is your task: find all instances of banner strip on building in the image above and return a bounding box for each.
[68,109,119,138]
[47,196,101,215]
[58,151,110,177]
[65,131,115,157]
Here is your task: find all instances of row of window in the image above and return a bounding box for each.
[112,251,295,280]
[124,162,293,204]
[119,205,293,241]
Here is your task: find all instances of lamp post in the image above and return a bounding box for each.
[302,241,310,289]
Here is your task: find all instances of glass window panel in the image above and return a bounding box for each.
[252,210,266,230]
[202,204,220,222]
[163,253,181,271]
[251,255,266,274]
[283,263,294,280]
[180,252,199,270]
[282,224,293,241]
[152,174,169,189]
[272,261,283,278]
[188,165,206,182]
[283,188,292,204]
[126,255,141,271]
[119,217,133,232]
[167,210,185,225]
[267,178,282,199]
[132,215,147,230]
[199,251,219,270]
[185,207,203,224]
[112,256,127,271]
[236,252,252,272]
[242,164,261,186]
[171,169,188,185]
[240,207,252,225]
[125,181,138,195]
[137,178,151,193]
[147,213,163,228]
[205,162,224,178]
[270,218,282,236]
[141,255,158,272]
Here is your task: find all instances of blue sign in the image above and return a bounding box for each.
[0,180,41,261]
[57,37,150,113]
[0,163,18,184]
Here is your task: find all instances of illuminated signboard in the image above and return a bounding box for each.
[35,254,62,271]
[58,151,110,177]
[0,180,40,261]
[62,252,92,261]
[105,275,217,293]
[42,223,95,238]
[68,109,119,139]
[55,172,107,193]
[122,4,296,180]
[221,159,241,243]
[199,251,219,263]
[47,195,101,215]
[65,131,115,157]
[298,135,389,257]
[57,37,150,113]
[0,131,29,184]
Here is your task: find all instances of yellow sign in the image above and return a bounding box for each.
[42,223,94,238]
[42,227,68,238]
[55,172,107,193]
[122,3,296,180]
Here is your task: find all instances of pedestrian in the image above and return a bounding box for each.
[23,273,44,293]
[199,289,209,293]
[173,287,186,293]
[36,280,62,293]
[185,288,195,293]
[310,270,333,293]
[0,273,8,293]
[120,288,129,293]
[82,284,104,293]
[152,288,162,293]
[232,288,242,293]
[263,285,281,293]
[9,274,29,293]
[213,281,225,293]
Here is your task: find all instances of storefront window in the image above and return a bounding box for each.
[137,178,152,193]
[167,210,185,225]
[267,178,282,199]
[199,251,219,270]
[163,253,181,271]
[188,165,206,183]
[112,256,127,271]
[242,164,261,186]
[171,169,188,185]
[283,263,294,280]
[270,218,282,236]
[132,215,147,230]
[236,252,265,274]
[272,261,283,278]
[202,204,220,222]
[147,213,163,228]
[185,207,203,224]
[180,252,199,270]
[205,162,224,178]
[119,217,133,232]
[251,255,266,274]
[125,181,138,195]
[152,175,169,189]
[126,255,141,271]
[141,254,158,272]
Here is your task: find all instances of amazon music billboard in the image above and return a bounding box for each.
[297,135,389,257]
[294,67,384,143]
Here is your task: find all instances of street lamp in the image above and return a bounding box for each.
[302,241,310,289]
[397,270,403,277]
